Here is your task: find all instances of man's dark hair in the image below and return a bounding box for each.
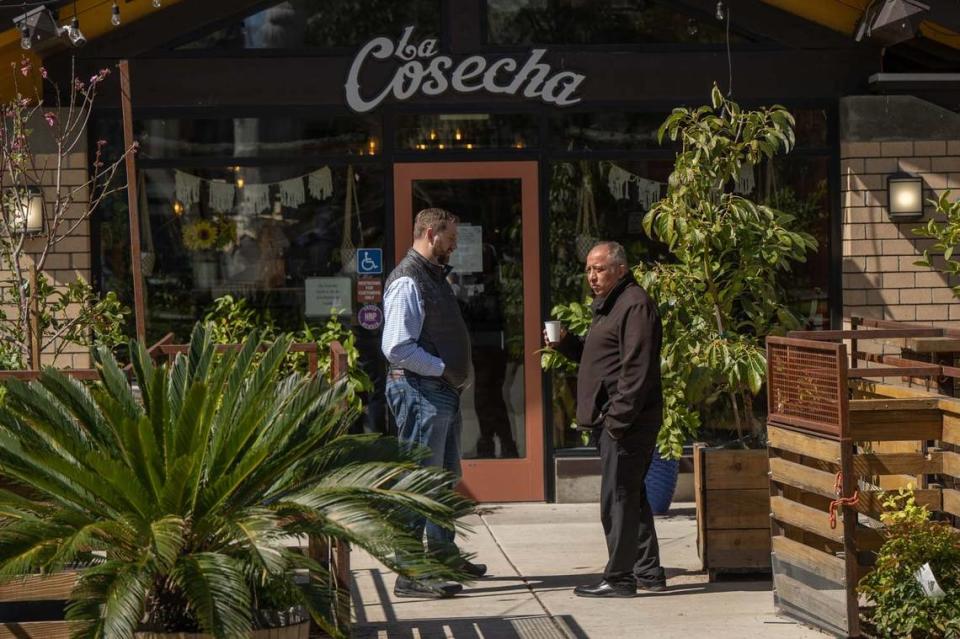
[414,208,459,239]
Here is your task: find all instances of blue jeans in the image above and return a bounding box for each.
[386,372,462,560]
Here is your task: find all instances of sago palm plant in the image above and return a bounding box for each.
[0,325,472,638]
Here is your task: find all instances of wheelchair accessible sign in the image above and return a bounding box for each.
[357,248,382,275]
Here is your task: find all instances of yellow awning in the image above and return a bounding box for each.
[0,0,186,101]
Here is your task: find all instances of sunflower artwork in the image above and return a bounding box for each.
[182,215,237,252]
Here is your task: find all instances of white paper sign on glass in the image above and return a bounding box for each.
[305,277,352,317]
[448,224,483,274]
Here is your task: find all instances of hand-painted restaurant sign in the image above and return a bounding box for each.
[345,26,585,113]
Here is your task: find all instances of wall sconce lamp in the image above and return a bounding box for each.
[7,186,46,235]
[887,174,924,219]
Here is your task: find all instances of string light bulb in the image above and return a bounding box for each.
[111,2,120,27]
[152,0,162,7]
[715,1,724,20]
[172,200,184,217]
[19,23,31,50]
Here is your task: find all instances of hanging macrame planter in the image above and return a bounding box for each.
[340,166,362,274]
[575,164,599,261]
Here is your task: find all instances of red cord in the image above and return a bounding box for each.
[829,471,860,530]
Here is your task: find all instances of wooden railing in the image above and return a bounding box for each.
[768,320,960,638]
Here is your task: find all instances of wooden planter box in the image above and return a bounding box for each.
[694,444,771,580]
[0,571,312,639]
[0,571,78,639]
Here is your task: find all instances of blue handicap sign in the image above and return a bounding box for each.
[357,248,383,275]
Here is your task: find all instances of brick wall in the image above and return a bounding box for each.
[0,142,93,370]
[841,139,959,328]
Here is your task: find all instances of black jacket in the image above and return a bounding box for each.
[555,273,663,438]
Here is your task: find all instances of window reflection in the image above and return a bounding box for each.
[135,116,380,159]
[177,0,440,50]
[137,165,384,337]
[397,113,539,151]
[487,0,748,45]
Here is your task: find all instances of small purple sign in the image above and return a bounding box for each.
[357,304,383,331]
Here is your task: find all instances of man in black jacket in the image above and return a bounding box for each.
[548,241,667,597]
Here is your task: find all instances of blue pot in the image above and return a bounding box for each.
[645,447,679,515]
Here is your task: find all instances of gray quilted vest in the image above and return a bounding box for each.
[384,249,471,388]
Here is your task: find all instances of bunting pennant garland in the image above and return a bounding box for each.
[175,170,201,208]
[308,166,333,200]
[279,177,305,208]
[606,163,664,210]
[240,183,271,214]
[173,168,334,215]
[734,163,756,195]
[209,181,236,212]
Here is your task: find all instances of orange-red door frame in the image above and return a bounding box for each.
[393,161,544,502]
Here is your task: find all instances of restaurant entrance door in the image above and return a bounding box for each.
[393,162,543,502]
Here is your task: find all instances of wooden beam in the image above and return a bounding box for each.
[787,329,943,340]
[119,60,145,343]
[943,451,960,478]
[772,535,846,585]
[702,449,769,490]
[848,366,945,378]
[852,452,943,476]
[770,496,844,543]
[943,488,960,516]
[704,489,770,529]
[857,490,942,518]
[768,425,842,464]
[0,571,76,602]
[849,398,941,411]
[769,456,838,499]
[773,571,850,633]
[849,409,942,441]
[943,414,960,446]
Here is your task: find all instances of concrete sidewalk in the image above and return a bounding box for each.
[350,502,825,639]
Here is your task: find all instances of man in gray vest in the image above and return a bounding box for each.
[382,208,487,599]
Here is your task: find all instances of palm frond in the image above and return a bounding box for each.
[171,552,252,639]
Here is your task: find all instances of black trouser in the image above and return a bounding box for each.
[598,426,665,585]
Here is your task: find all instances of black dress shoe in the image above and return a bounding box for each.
[394,576,463,599]
[460,560,488,578]
[573,579,636,598]
[636,579,667,592]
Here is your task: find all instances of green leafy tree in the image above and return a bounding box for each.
[859,489,960,638]
[0,325,471,638]
[914,190,960,297]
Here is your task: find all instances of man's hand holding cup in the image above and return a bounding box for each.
[543,320,565,347]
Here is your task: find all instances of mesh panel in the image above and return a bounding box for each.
[768,341,843,437]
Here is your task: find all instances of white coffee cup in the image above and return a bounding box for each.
[544,321,562,343]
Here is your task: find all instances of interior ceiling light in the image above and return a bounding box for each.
[854,0,929,46]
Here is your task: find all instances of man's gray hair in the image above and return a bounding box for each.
[592,241,628,267]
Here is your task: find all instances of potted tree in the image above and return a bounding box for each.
[637,86,817,576]
[0,325,471,638]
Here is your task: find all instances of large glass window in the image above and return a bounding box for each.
[136,164,385,338]
[487,0,748,45]
[396,113,539,151]
[546,159,672,450]
[177,0,440,50]
[135,115,381,159]
[550,111,668,151]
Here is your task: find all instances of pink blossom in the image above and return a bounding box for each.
[19,59,30,77]
[97,139,107,147]
[40,67,47,79]
[43,112,57,127]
